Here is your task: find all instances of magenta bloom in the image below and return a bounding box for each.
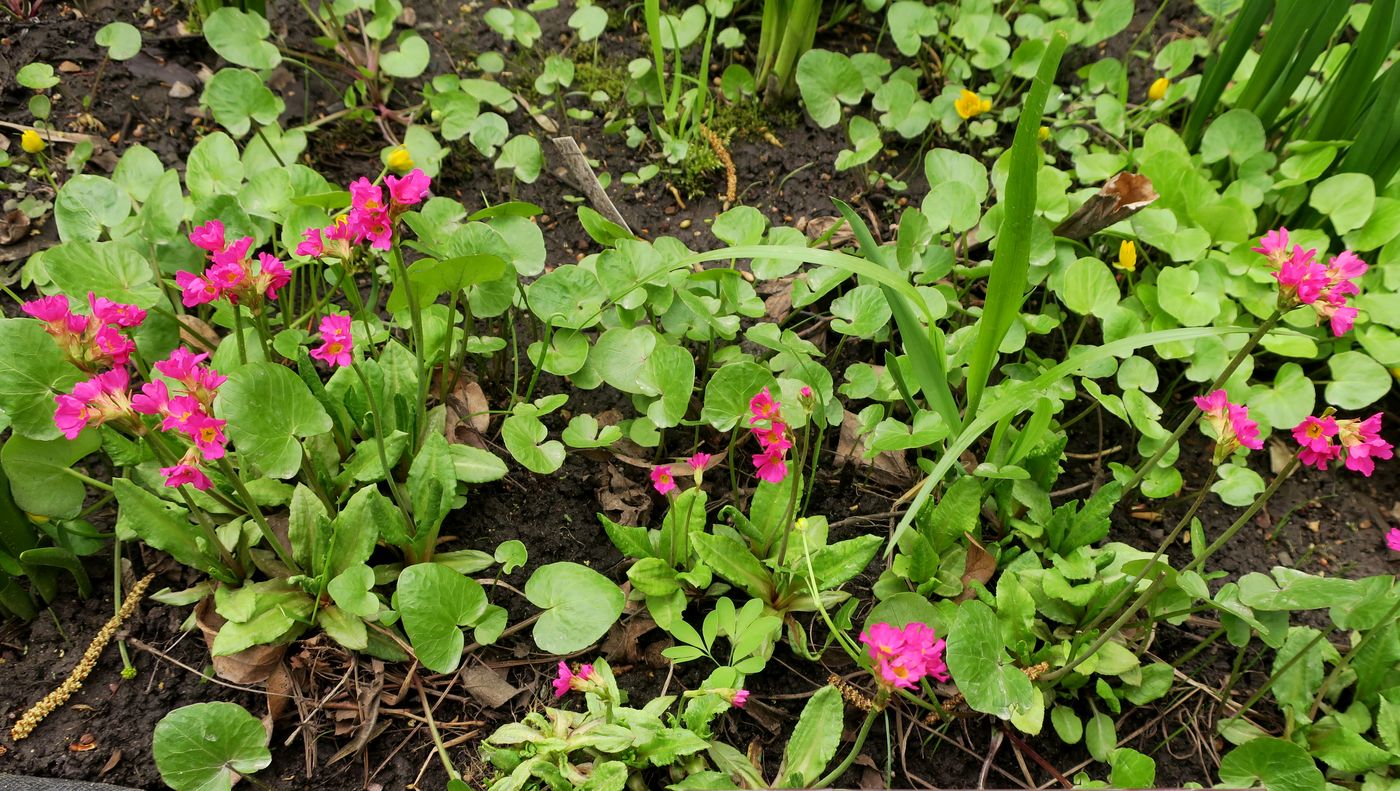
[296,227,324,258]
[131,380,171,416]
[1293,416,1342,470]
[206,260,248,296]
[155,348,210,383]
[92,325,136,366]
[87,293,146,328]
[185,413,229,460]
[256,253,292,300]
[386,168,431,207]
[1388,528,1400,552]
[687,452,713,472]
[1251,227,1289,260]
[211,236,254,267]
[160,452,213,491]
[753,448,788,483]
[22,294,73,324]
[730,689,750,708]
[1256,228,1368,336]
[1336,413,1393,477]
[349,207,393,250]
[1194,389,1262,463]
[1273,249,1327,305]
[310,314,354,367]
[859,622,948,689]
[161,395,205,433]
[552,661,594,698]
[754,422,792,453]
[188,220,225,253]
[53,369,132,439]
[650,465,677,495]
[176,271,221,307]
[799,385,813,399]
[748,387,779,425]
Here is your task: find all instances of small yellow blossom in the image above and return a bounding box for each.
[1148,77,1170,102]
[1116,240,1137,272]
[954,89,992,120]
[21,129,46,154]
[387,145,413,172]
[1038,125,1050,141]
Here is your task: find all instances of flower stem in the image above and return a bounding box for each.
[231,305,249,366]
[350,361,417,558]
[216,456,300,573]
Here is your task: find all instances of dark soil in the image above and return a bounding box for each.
[3,0,1398,789]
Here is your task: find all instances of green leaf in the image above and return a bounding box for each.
[1058,256,1119,317]
[1211,462,1266,507]
[1085,710,1117,762]
[95,22,142,60]
[328,564,378,618]
[1326,351,1390,409]
[0,319,82,440]
[1309,727,1393,773]
[406,432,455,540]
[1200,109,1265,164]
[568,3,608,40]
[203,7,281,69]
[114,479,225,578]
[1310,173,1376,235]
[945,600,1036,720]
[0,433,101,518]
[449,443,508,483]
[396,562,489,673]
[795,49,865,128]
[201,68,284,138]
[153,702,271,791]
[1108,747,1155,788]
[776,685,843,787]
[690,531,774,601]
[380,34,430,78]
[1218,738,1325,791]
[215,362,333,478]
[495,135,542,183]
[17,62,60,90]
[524,562,624,654]
[53,176,132,242]
[501,412,565,474]
[45,240,158,306]
[700,362,777,431]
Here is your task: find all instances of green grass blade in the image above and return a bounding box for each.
[1304,0,1400,141]
[962,31,1067,420]
[1184,0,1274,148]
[1337,61,1400,187]
[887,325,1268,554]
[1234,0,1323,113]
[832,199,960,430]
[1254,0,1351,127]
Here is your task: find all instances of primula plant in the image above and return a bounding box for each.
[2,2,1399,791]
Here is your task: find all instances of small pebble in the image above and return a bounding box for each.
[679,219,691,229]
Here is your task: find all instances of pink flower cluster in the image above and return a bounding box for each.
[650,452,714,495]
[859,622,949,690]
[1387,527,1400,552]
[309,314,354,368]
[297,169,430,256]
[1254,227,1366,336]
[53,369,138,440]
[1293,413,1392,477]
[1193,389,1263,464]
[553,661,595,698]
[748,388,791,484]
[177,220,291,312]
[23,293,145,372]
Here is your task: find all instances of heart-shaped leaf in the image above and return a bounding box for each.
[215,362,333,478]
[397,562,489,673]
[524,562,624,654]
[153,702,272,791]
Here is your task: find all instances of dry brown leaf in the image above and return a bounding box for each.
[194,597,288,684]
[1054,171,1158,240]
[460,664,521,708]
[177,315,220,349]
[834,409,914,486]
[957,536,996,600]
[447,378,491,449]
[597,464,651,526]
[0,210,31,245]
[600,616,659,664]
[99,749,122,775]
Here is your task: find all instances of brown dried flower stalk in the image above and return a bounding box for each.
[700,124,737,205]
[10,572,156,741]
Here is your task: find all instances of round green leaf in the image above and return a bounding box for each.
[95,22,142,60]
[1326,351,1389,409]
[701,361,777,431]
[494,134,542,183]
[1200,109,1265,165]
[53,176,131,242]
[1218,738,1324,791]
[153,702,272,791]
[568,3,608,41]
[1059,256,1119,317]
[0,432,101,518]
[381,34,430,78]
[17,63,60,90]
[201,68,284,138]
[214,362,333,478]
[1310,173,1375,236]
[945,600,1036,720]
[396,562,489,674]
[1155,264,1220,326]
[525,562,624,654]
[44,240,160,307]
[0,319,83,440]
[203,7,282,69]
[796,49,864,128]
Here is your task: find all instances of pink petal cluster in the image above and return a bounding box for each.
[1293,413,1392,477]
[309,314,355,368]
[553,661,595,698]
[1256,227,1366,336]
[1387,528,1400,552]
[650,465,677,495]
[131,347,230,490]
[1193,389,1263,464]
[53,369,137,440]
[729,689,750,708]
[748,388,791,484]
[297,170,431,257]
[22,292,146,372]
[177,221,291,313]
[860,622,949,689]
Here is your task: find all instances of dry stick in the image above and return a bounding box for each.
[11,573,156,740]
[128,638,301,697]
[546,136,633,233]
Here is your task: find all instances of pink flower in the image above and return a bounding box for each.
[800,385,813,399]
[1293,416,1341,470]
[22,294,72,324]
[1251,227,1289,261]
[552,661,594,698]
[348,207,393,250]
[188,220,225,253]
[1387,528,1400,552]
[730,689,750,708]
[93,325,136,366]
[859,622,948,690]
[176,271,221,307]
[349,178,384,212]
[753,448,788,483]
[1336,413,1392,477]
[295,227,324,258]
[160,451,213,491]
[53,369,132,439]
[185,413,229,460]
[386,168,431,207]
[131,380,170,415]
[687,452,713,472]
[650,465,677,495]
[1193,389,1261,462]
[310,314,354,367]
[1273,248,1327,305]
[211,236,254,266]
[754,422,791,453]
[53,394,92,439]
[87,293,146,328]
[206,260,248,296]
[155,348,210,383]
[256,253,291,300]
[161,395,206,433]
[748,387,779,425]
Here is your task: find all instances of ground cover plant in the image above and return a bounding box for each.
[1,0,1398,789]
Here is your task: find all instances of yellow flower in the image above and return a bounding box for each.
[1038,125,1050,141]
[955,89,992,120]
[21,129,45,154]
[1116,240,1137,272]
[387,145,413,172]
[1148,77,1170,102]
